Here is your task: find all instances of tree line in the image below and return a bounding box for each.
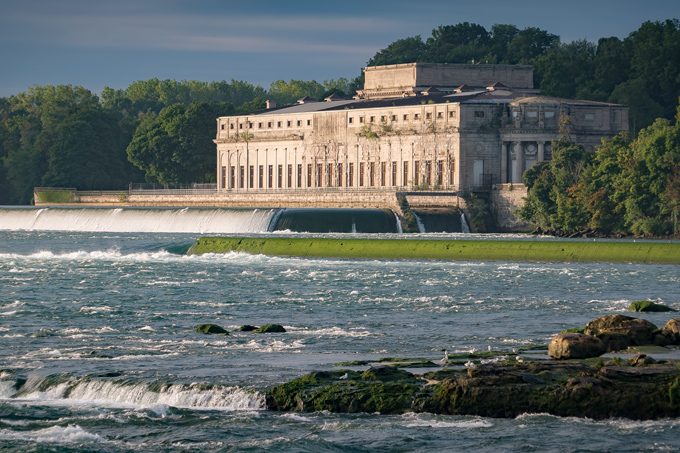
[0,19,678,205]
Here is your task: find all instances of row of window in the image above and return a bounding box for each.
[220,160,455,190]
[347,110,456,125]
[221,118,313,131]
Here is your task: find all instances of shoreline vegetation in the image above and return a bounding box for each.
[188,237,680,264]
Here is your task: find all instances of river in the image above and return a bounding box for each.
[1,226,679,451]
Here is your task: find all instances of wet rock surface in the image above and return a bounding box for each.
[548,333,606,359]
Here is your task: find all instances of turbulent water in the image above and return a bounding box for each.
[1,229,680,451]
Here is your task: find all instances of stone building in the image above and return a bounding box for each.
[214,63,628,193]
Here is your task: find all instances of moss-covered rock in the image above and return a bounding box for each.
[266,360,680,419]
[548,333,605,359]
[628,300,675,312]
[239,325,258,332]
[584,314,657,350]
[194,324,229,335]
[254,324,286,333]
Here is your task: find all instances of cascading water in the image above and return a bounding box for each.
[0,207,276,233]
[461,211,471,233]
[413,213,426,233]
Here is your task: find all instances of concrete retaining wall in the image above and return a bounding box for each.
[491,184,531,232]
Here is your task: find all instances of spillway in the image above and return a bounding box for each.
[0,207,276,233]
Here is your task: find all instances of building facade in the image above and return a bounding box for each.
[215,63,628,193]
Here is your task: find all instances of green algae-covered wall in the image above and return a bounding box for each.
[188,237,680,264]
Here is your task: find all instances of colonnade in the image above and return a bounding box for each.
[500,140,548,184]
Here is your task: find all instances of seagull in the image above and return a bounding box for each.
[438,349,449,366]
[339,372,349,380]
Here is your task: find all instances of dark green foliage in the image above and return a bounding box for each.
[463,193,494,232]
[520,106,680,237]
[194,324,229,335]
[126,102,228,184]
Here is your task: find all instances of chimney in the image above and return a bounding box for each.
[266,99,277,109]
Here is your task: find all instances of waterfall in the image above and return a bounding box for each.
[394,212,403,234]
[461,211,471,234]
[0,207,277,234]
[413,213,426,233]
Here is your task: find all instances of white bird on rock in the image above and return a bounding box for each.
[438,349,449,366]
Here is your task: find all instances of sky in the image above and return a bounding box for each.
[0,0,677,97]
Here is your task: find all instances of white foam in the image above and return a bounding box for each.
[0,207,276,233]
[16,378,265,412]
[285,326,373,338]
[0,381,16,398]
[0,424,104,444]
[400,413,493,429]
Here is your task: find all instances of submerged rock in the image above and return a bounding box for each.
[254,324,286,333]
[267,360,680,419]
[194,324,229,335]
[628,300,675,312]
[584,314,657,351]
[548,333,605,359]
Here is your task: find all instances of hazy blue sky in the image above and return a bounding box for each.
[0,0,677,96]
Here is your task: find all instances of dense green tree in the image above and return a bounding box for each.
[268,80,326,104]
[126,102,229,184]
[368,36,427,66]
[425,22,491,63]
[506,27,559,64]
[533,40,596,99]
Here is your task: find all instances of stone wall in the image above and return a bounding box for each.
[491,184,531,232]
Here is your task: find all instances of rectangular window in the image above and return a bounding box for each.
[414,113,420,120]
[230,123,234,130]
[267,122,272,128]
[544,111,555,119]
[287,164,292,188]
[425,160,432,185]
[359,117,364,123]
[239,166,245,189]
[287,120,291,127]
[221,166,226,189]
[317,163,323,187]
[391,115,397,121]
[307,164,312,187]
[359,163,365,187]
[370,116,375,123]
[239,123,243,129]
[268,165,273,188]
[297,164,302,188]
[414,161,420,185]
[307,119,311,126]
[437,112,443,119]
[391,162,397,186]
[327,163,333,186]
[258,122,263,129]
[337,163,343,187]
[449,159,455,185]
[526,111,538,118]
[277,165,283,188]
[403,114,409,121]
[348,163,354,187]
[249,165,254,188]
[259,165,264,188]
[403,162,408,186]
[426,112,432,119]
[230,166,236,188]
[380,162,386,187]
[381,115,386,122]
[277,121,282,128]
[248,122,253,129]
[436,161,444,186]
[584,113,595,121]
[449,111,455,118]
[369,162,375,187]
[297,120,302,127]
[220,123,225,130]
[348,117,354,124]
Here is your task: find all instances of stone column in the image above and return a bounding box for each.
[538,141,545,162]
[500,142,508,184]
[511,141,522,183]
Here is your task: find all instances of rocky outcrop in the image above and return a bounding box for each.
[584,314,657,351]
[194,324,229,335]
[661,319,680,344]
[628,300,675,312]
[266,360,680,419]
[239,325,258,332]
[254,324,286,333]
[548,333,606,359]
